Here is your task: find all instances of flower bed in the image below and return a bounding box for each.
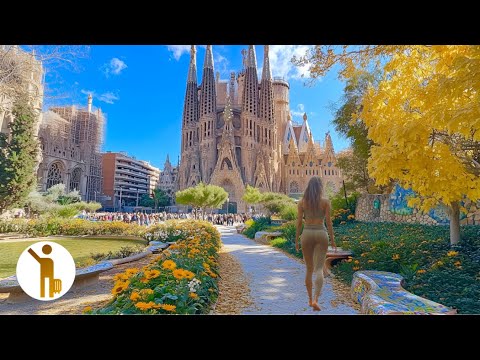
[332,222,480,314]
[91,220,221,314]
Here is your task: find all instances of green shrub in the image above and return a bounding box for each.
[90,245,146,262]
[279,203,298,221]
[243,217,272,239]
[270,237,303,258]
[332,222,480,314]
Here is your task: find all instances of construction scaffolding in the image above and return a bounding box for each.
[38,95,105,201]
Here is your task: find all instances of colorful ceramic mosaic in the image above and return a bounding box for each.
[351,270,456,315]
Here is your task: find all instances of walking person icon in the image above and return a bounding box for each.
[16,241,76,301]
[28,245,62,298]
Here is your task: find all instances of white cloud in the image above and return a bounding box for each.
[269,45,312,80]
[166,45,190,60]
[291,103,306,118]
[102,57,127,77]
[81,89,119,104]
[98,92,119,104]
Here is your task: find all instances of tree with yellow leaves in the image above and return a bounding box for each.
[295,46,480,244]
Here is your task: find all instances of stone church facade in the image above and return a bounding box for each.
[178,45,343,212]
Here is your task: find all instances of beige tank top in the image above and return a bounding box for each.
[302,199,326,221]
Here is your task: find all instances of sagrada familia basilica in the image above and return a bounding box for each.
[178,45,343,212]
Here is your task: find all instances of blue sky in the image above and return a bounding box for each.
[45,45,349,170]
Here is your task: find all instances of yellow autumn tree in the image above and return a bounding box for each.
[295,46,480,244]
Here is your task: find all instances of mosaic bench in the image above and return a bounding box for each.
[351,270,457,315]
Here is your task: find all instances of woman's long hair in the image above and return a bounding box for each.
[303,176,324,210]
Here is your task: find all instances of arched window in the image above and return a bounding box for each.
[290,181,300,193]
[47,162,64,189]
[69,168,81,191]
[221,158,233,170]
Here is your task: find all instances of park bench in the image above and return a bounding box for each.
[324,247,352,275]
[351,270,457,315]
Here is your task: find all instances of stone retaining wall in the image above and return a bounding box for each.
[356,194,480,226]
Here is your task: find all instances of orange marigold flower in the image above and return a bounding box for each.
[454,261,462,267]
[447,251,459,257]
[392,254,400,260]
[417,269,426,274]
[125,268,140,276]
[173,269,185,280]
[189,292,199,299]
[134,301,157,311]
[162,260,176,270]
[353,266,360,271]
[83,306,93,313]
[144,269,161,279]
[162,304,176,312]
[130,292,141,302]
[367,260,375,263]
[183,270,195,280]
[354,260,359,264]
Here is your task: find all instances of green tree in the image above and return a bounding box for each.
[152,188,170,211]
[139,193,154,208]
[176,183,228,219]
[0,99,39,212]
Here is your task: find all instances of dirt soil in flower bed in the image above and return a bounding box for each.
[214,246,255,314]
[0,254,155,315]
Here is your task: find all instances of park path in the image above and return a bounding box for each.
[217,226,359,315]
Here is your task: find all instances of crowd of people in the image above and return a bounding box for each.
[78,210,253,227]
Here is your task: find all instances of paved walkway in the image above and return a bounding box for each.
[218,226,358,315]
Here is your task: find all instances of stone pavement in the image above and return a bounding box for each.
[218,226,358,315]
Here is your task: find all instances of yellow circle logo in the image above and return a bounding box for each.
[16,241,76,301]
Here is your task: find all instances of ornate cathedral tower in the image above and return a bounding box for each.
[179,45,200,188]
[258,45,278,191]
[199,45,217,182]
[240,45,259,185]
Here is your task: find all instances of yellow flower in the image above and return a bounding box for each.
[162,260,177,270]
[135,301,161,311]
[130,292,141,302]
[392,254,400,260]
[454,261,462,267]
[83,306,93,313]
[125,268,140,276]
[144,269,161,279]
[447,251,458,257]
[183,270,195,280]
[354,260,359,264]
[417,269,426,274]
[113,273,129,281]
[189,292,198,299]
[346,258,352,263]
[353,266,360,271]
[203,262,210,269]
[162,304,176,312]
[367,260,375,263]
[111,281,130,295]
[173,269,186,280]
[361,253,368,257]
[208,288,215,292]
[139,289,154,296]
[140,277,149,284]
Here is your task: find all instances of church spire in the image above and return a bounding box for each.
[260,45,274,123]
[261,45,272,80]
[187,45,197,83]
[204,45,214,70]
[181,45,199,125]
[200,45,216,118]
[242,45,259,116]
[247,45,257,69]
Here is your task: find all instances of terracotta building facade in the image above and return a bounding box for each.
[178,45,343,212]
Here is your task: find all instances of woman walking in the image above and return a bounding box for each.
[295,177,336,311]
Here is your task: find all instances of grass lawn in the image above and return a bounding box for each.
[0,238,147,279]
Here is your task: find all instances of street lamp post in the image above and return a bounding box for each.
[226,197,229,215]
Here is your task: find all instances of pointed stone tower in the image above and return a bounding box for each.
[199,45,217,182]
[179,45,200,188]
[240,45,259,185]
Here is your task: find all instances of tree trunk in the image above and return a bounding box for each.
[449,201,461,245]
